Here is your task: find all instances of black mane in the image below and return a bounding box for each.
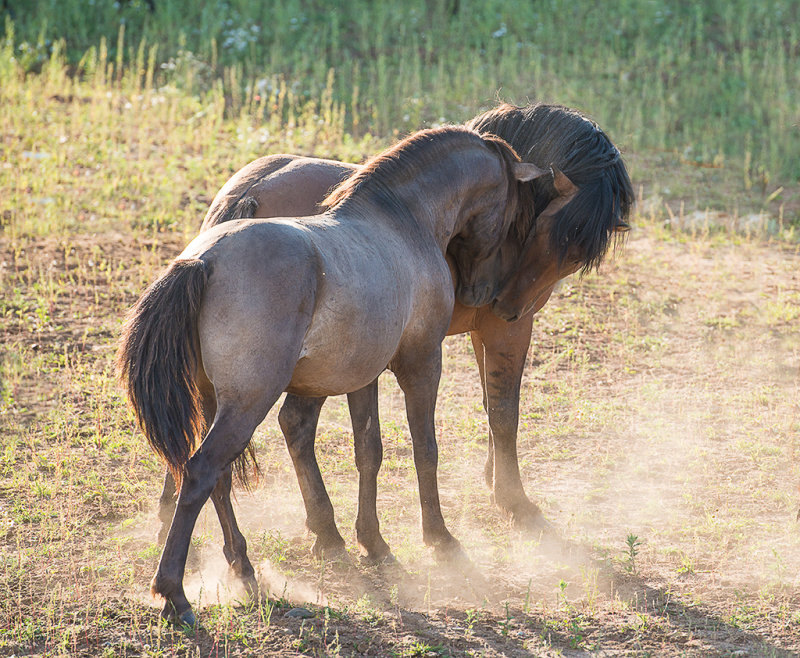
[468,103,634,272]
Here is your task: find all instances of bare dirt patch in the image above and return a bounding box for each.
[1,226,799,656]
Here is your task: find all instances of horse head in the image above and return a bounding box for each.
[492,169,630,322]
[449,138,549,308]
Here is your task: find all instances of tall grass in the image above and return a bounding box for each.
[3,0,798,182]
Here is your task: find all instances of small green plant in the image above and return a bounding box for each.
[555,581,588,649]
[677,554,695,575]
[403,640,447,657]
[464,608,479,635]
[523,577,533,614]
[623,533,644,574]
[499,601,513,637]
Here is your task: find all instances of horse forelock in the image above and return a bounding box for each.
[468,102,634,271]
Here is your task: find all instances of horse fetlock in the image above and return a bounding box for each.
[493,487,532,514]
[355,524,392,562]
[152,574,192,626]
[150,570,180,599]
[305,506,339,536]
[223,545,254,580]
[311,533,347,560]
[506,499,554,537]
[422,523,458,549]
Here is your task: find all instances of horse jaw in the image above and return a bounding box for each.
[456,281,497,307]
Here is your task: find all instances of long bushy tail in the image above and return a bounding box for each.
[116,259,208,483]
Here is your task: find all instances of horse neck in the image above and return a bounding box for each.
[389,153,494,254]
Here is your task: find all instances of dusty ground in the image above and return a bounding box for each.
[1,224,799,656]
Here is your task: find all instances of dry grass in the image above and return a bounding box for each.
[2,33,800,656]
[2,224,799,655]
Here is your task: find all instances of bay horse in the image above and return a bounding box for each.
[118,126,545,624]
[155,103,634,564]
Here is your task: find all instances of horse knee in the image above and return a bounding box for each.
[355,439,382,476]
[487,403,518,442]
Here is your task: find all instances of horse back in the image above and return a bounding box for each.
[201,155,359,231]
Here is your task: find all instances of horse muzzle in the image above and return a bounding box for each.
[491,298,522,322]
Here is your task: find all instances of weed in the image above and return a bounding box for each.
[623,534,644,575]
[403,640,447,657]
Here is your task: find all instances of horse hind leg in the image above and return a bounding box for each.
[279,394,347,558]
[157,471,177,544]
[152,395,278,625]
[210,466,258,596]
[156,377,217,545]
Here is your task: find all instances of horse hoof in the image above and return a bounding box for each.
[360,551,397,567]
[433,539,467,564]
[241,573,260,599]
[514,509,554,535]
[161,602,196,629]
[178,609,196,629]
[312,538,348,561]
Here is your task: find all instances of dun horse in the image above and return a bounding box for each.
[155,103,634,564]
[118,127,545,624]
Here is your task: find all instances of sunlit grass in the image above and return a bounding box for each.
[4,0,800,182]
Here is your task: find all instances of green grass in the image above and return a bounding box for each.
[3,0,800,183]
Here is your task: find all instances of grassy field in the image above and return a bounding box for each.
[2,1,800,655]
[5,0,800,182]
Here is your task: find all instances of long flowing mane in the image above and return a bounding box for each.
[467,103,634,272]
[322,126,535,245]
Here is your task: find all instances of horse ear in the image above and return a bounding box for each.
[551,167,578,197]
[512,161,548,182]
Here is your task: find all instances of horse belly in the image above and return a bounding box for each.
[287,306,406,397]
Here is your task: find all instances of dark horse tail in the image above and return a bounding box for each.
[116,259,208,483]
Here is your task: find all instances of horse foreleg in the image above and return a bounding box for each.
[279,394,347,558]
[393,346,461,560]
[469,333,495,489]
[472,309,547,531]
[347,379,393,562]
[210,466,258,595]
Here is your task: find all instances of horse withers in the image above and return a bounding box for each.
[118,127,545,625]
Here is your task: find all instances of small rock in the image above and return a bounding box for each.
[285,607,314,619]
